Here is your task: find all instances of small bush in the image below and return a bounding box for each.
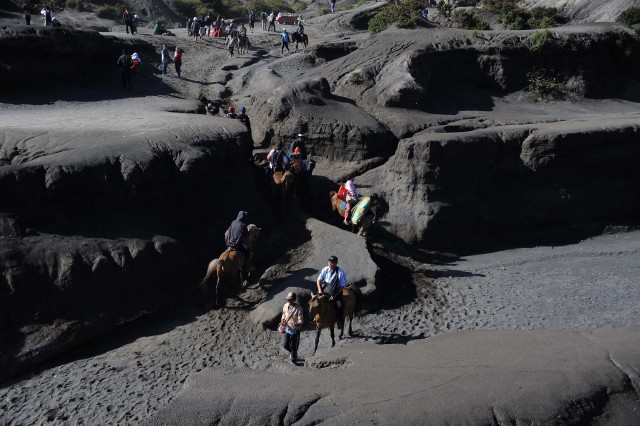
[65,0,86,11]
[617,7,640,26]
[526,68,561,101]
[317,5,331,16]
[483,0,559,29]
[293,1,305,12]
[348,72,366,85]
[95,4,120,20]
[528,29,553,51]
[453,9,490,30]
[368,0,423,34]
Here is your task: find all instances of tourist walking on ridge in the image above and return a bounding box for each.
[248,11,255,32]
[123,8,133,34]
[23,3,31,25]
[173,46,182,78]
[261,11,267,30]
[330,0,336,14]
[161,44,169,76]
[281,29,290,54]
[41,7,51,26]
[267,11,276,32]
[117,49,132,90]
[280,292,304,364]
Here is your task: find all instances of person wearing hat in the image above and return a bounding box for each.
[281,291,304,364]
[281,28,290,54]
[225,105,237,119]
[237,106,251,130]
[289,133,307,160]
[316,255,348,327]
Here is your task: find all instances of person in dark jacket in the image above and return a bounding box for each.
[226,211,248,253]
[117,49,132,90]
[289,133,308,160]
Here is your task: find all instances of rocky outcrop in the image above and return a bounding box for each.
[363,117,640,251]
[0,104,273,379]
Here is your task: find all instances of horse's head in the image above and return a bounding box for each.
[247,224,261,243]
[308,292,329,321]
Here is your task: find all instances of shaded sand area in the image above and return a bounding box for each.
[2,231,640,424]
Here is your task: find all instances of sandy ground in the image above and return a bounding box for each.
[2,230,639,425]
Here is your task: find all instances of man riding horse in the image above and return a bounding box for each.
[225,210,254,271]
[316,255,348,328]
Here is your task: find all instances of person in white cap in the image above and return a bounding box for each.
[281,292,304,364]
[316,255,348,327]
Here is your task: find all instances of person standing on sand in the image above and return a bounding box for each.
[161,44,169,76]
[123,8,133,35]
[280,292,304,364]
[281,28,290,54]
[330,0,336,14]
[117,49,132,90]
[261,11,267,31]
[173,46,182,78]
[23,3,31,25]
[267,11,276,32]
[226,31,237,57]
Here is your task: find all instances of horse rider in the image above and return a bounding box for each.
[289,133,308,160]
[287,146,304,198]
[225,105,237,119]
[239,23,247,39]
[225,211,253,271]
[267,141,288,174]
[296,19,304,37]
[316,255,348,327]
[342,178,360,225]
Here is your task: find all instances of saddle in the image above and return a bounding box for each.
[226,247,246,260]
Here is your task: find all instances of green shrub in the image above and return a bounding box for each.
[453,9,490,30]
[368,0,423,34]
[526,68,560,101]
[65,0,86,10]
[483,0,559,29]
[95,4,121,19]
[617,7,640,26]
[348,72,366,85]
[292,0,305,12]
[317,5,331,16]
[528,29,553,51]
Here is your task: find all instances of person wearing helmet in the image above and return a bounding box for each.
[280,291,304,364]
[225,105,237,119]
[316,255,348,328]
[289,133,307,160]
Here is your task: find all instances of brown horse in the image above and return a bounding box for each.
[308,286,362,356]
[329,191,375,236]
[271,170,294,213]
[237,35,251,55]
[200,224,260,306]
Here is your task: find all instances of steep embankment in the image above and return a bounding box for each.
[525,0,638,24]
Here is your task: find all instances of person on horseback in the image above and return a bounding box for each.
[342,178,360,225]
[316,255,348,328]
[267,141,288,174]
[281,292,304,364]
[239,23,247,39]
[289,133,308,160]
[225,211,253,270]
[296,19,304,36]
[288,146,304,198]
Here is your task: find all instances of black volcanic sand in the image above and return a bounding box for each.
[2,3,640,425]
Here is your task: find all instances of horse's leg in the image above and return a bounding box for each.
[330,324,335,347]
[313,328,321,356]
[348,314,354,336]
[215,271,221,307]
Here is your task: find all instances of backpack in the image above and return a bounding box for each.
[271,150,284,170]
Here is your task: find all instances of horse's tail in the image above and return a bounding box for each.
[201,259,221,287]
[350,285,363,318]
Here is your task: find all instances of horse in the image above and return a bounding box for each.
[271,170,294,213]
[329,191,376,237]
[290,32,308,50]
[237,35,251,55]
[308,286,362,356]
[200,224,260,306]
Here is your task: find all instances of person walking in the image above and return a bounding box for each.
[173,46,182,78]
[123,8,133,34]
[248,11,255,32]
[330,0,336,14]
[261,11,267,31]
[267,11,276,32]
[226,31,238,57]
[161,44,169,76]
[116,49,132,90]
[280,292,304,364]
[23,3,31,25]
[281,28,290,54]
